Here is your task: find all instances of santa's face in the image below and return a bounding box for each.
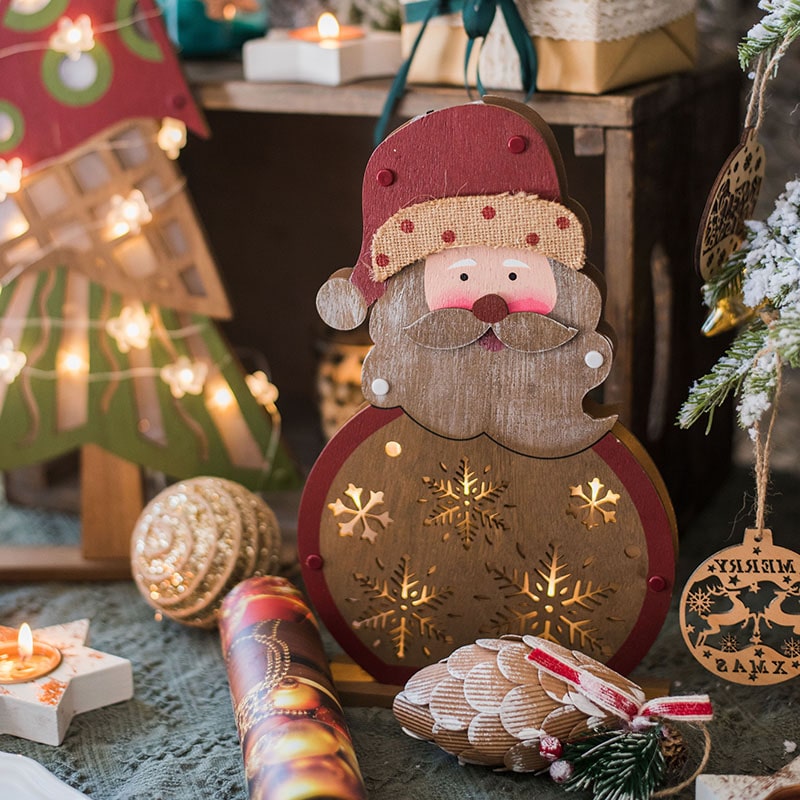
[361,245,616,457]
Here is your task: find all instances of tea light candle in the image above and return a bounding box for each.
[0,619,133,745]
[0,623,62,684]
[243,12,402,86]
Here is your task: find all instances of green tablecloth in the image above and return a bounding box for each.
[0,468,798,799]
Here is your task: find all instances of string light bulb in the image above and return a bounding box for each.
[157,118,187,160]
[246,370,279,407]
[0,157,23,202]
[49,15,95,61]
[160,356,207,398]
[209,383,235,410]
[106,303,152,353]
[0,338,26,385]
[106,189,152,238]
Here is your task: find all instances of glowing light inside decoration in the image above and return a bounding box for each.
[0,158,23,202]
[317,12,340,40]
[106,190,152,238]
[160,356,208,398]
[0,338,26,385]
[105,304,152,353]
[49,15,95,61]
[246,370,279,407]
[210,384,235,410]
[222,3,237,20]
[157,117,187,160]
[60,351,87,374]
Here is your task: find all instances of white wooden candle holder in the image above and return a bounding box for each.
[243,29,402,86]
[0,619,133,745]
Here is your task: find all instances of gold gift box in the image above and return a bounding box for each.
[400,5,696,95]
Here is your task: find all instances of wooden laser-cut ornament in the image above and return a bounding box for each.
[696,127,765,283]
[680,528,800,686]
[299,98,677,686]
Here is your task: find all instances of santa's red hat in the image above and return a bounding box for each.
[318,97,589,330]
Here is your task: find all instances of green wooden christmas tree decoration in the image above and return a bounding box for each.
[0,0,297,576]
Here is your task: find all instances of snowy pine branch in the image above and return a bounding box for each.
[680,179,800,434]
[739,0,800,69]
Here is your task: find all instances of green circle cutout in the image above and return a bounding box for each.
[117,0,163,62]
[0,101,24,153]
[3,0,70,32]
[42,43,114,107]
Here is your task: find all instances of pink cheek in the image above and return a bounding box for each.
[507,296,556,314]
[427,291,478,311]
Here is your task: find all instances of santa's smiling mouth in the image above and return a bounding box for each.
[477,329,505,352]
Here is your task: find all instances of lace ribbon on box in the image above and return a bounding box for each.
[400,0,696,42]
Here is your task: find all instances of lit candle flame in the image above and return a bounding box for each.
[18,623,33,660]
[317,12,340,40]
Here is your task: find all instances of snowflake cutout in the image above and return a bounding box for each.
[328,483,393,543]
[567,477,620,530]
[783,638,800,659]
[686,587,714,616]
[351,555,453,659]
[483,543,618,656]
[720,633,740,653]
[419,457,509,549]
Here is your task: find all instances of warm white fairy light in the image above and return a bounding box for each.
[157,118,187,160]
[105,304,152,353]
[246,370,279,407]
[160,356,207,398]
[0,157,23,201]
[49,15,95,61]
[0,338,26,385]
[106,189,152,238]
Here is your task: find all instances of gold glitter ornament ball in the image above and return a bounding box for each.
[131,477,282,628]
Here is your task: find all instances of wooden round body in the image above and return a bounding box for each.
[299,406,676,686]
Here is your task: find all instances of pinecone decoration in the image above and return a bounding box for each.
[659,724,688,773]
[392,635,646,771]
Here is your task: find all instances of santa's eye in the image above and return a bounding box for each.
[460,273,469,281]
[508,272,518,281]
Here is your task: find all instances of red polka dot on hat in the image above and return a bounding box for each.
[400,219,414,233]
[376,253,390,268]
[556,216,570,230]
[482,206,496,220]
[526,232,540,246]
[442,230,456,244]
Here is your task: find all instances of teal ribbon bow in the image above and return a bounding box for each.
[374,0,537,145]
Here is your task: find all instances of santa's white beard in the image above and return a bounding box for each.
[361,260,617,458]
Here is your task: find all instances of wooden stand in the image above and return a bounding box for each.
[0,446,139,581]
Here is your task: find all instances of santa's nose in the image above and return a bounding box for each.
[472,294,509,323]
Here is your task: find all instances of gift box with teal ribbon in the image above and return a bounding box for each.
[157,0,268,58]
[398,0,696,94]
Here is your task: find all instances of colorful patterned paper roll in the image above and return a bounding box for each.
[220,576,367,800]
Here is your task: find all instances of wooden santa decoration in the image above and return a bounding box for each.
[299,97,677,686]
[0,0,295,577]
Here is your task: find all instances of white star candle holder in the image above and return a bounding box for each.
[0,619,133,745]
[243,12,402,86]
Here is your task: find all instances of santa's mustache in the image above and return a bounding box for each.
[403,306,577,353]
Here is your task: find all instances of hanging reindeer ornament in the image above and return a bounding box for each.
[299,98,677,686]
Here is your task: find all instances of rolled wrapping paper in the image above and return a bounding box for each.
[219,576,367,800]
